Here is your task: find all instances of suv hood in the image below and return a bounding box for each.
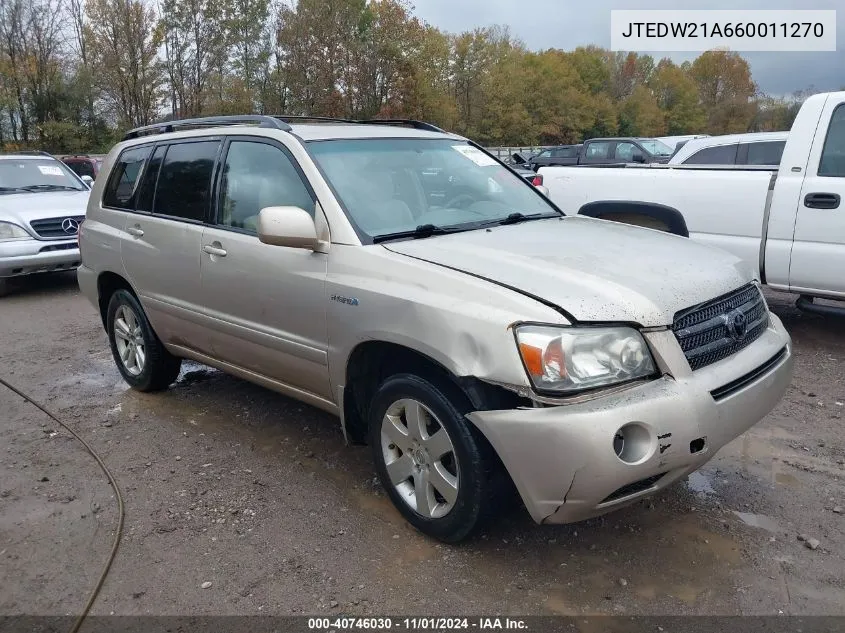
[383,216,754,327]
[0,190,89,228]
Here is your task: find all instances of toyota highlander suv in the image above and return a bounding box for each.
[78,115,793,542]
[1,152,91,296]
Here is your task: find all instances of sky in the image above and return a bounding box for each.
[411,0,844,97]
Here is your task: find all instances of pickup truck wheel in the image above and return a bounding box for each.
[0,278,8,297]
[106,289,181,392]
[369,374,494,543]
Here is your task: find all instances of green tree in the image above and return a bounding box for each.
[690,50,757,134]
[650,58,706,134]
[619,85,665,136]
[86,0,165,128]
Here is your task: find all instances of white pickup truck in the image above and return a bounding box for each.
[541,91,845,315]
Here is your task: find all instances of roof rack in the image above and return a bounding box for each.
[355,119,446,133]
[276,115,358,125]
[122,115,293,141]
[121,115,447,142]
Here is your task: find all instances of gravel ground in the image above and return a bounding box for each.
[1,272,843,617]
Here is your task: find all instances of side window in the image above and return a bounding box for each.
[819,105,845,177]
[684,144,738,165]
[135,145,166,213]
[538,150,552,158]
[745,141,786,166]
[218,141,315,232]
[560,147,578,158]
[102,146,151,209]
[614,142,637,161]
[584,142,610,161]
[153,140,220,221]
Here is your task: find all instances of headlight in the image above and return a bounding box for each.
[0,221,30,242]
[515,325,656,394]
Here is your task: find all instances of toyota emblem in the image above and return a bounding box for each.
[725,308,749,342]
[61,218,80,234]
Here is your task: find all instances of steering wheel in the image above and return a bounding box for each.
[444,193,477,209]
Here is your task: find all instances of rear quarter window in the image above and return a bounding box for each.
[684,144,739,165]
[102,146,152,209]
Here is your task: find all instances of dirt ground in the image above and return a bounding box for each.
[1,272,844,618]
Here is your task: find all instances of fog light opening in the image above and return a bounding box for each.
[613,423,654,465]
[690,437,707,455]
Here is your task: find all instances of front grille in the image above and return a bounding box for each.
[29,215,85,238]
[673,284,768,371]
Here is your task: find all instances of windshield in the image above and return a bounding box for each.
[638,139,674,156]
[308,138,559,240]
[0,158,86,192]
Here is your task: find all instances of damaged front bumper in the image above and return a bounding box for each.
[467,314,794,524]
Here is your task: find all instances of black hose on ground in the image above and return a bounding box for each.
[0,376,125,633]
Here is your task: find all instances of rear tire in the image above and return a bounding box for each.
[369,373,498,543]
[106,289,181,391]
[0,278,8,298]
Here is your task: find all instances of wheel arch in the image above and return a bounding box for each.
[96,271,137,328]
[342,340,526,445]
[578,200,689,237]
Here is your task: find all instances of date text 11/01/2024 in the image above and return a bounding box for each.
[308,618,528,630]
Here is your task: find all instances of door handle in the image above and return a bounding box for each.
[126,225,144,237]
[202,243,228,257]
[804,192,841,209]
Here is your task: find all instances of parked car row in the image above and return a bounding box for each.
[517,137,676,170]
[518,131,789,172]
[540,91,845,316]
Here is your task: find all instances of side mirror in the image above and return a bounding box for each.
[511,152,528,165]
[81,175,94,186]
[631,151,646,164]
[258,206,318,250]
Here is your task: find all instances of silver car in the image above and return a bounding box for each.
[0,152,91,296]
[78,116,794,542]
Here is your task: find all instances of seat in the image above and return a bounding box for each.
[346,170,415,232]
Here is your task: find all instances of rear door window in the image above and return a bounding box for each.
[103,146,151,209]
[684,144,739,165]
[152,140,220,221]
[744,141,786,166]
[583,142,610,161]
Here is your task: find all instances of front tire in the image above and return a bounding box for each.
[106,289,181,391]
[369,373,497,543]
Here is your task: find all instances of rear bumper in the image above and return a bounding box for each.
[467,314,793,524]
[76,264,99,310]
[0,239,80,278]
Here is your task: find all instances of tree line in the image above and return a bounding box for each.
[0,0,814,153]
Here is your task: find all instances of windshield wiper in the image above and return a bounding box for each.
[373,223,471,244]
[0,186,23,193]
[19,184,81,192]
[485,212,559,227]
